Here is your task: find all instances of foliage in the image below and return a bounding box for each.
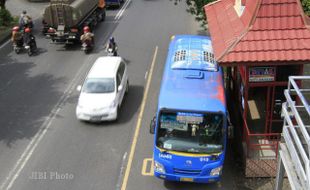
[0,0,6,10]
[185,0,215,29]
[173,0,310,30]
[0,8,13,27]
[302,0,310,15]
[171,0,216,30]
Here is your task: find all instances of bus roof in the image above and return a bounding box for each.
[158,35,226,113]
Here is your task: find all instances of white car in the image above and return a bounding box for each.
[76,56,129,122]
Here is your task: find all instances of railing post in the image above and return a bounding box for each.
[275,154,285,190]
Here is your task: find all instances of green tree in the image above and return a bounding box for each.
[185,0,215,28]
[302,0,310,15]
[0,8,13,26]
[0,0,6,9]
[171,0,216,29]
[0,0,13,27]
[173,0,310,30]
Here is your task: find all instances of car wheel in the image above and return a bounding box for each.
[125,81,129,94]
[115,106,120,121]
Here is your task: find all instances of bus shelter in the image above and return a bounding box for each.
[205,0,310,177]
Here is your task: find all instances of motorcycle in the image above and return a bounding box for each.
[81,40,93,54]
[107,47,117,56]
[13,38,24,54]
[24,36,37,56]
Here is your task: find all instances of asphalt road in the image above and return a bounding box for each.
[0,0,262,190]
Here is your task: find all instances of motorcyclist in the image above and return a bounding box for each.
[19,10,33,29]
[80,26,94,47]
[11,26,23,46]
[106,37,118,56]
[23,27,37,50]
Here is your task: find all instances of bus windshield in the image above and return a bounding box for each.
[156,111,224,154]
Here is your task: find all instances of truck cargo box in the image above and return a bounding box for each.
[43,0,99,28]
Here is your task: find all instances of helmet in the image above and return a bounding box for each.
[12,26,19,32]
[109,37,114,43]
[24,27,31,33]
[83,26,90,33]
[22,10,27,14]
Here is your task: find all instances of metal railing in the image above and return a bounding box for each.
[243,118,281,158]
[275,76,310,190]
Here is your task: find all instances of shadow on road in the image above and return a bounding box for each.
[0,55,65,147]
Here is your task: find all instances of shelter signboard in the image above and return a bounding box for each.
[249,67,275,82]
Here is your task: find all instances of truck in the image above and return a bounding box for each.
[42,0,106,44]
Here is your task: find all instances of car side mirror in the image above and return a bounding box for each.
[77,85,82,92]
[150,116,156,134]
[118,85,123,92]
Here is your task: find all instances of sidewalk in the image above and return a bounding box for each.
[227,81,291,190]
[6,0,48,19]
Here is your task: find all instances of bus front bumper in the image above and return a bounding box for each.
[154,172,221,183]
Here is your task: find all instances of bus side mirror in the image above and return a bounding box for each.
[227,113,234,139]
[150,116,156,134]
[228,124,234,139]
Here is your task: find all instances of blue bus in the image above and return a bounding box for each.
[150,35,229,183]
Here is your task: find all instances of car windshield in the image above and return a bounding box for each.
[156,111,224,154]
[82,78,115,93]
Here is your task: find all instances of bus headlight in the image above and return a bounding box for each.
[154,161,165,174]
[210,166,222,176]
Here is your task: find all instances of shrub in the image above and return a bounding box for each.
[0,8,13,27]
[302,0,310,16]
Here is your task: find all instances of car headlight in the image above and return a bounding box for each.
[154,161,165,174]
[210,166,222,176]
[77,105,84,110]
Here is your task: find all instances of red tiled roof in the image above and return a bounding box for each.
[204,0,310,65]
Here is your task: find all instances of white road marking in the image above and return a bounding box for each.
[145,71,148,79]
[115,0,131,20]
[0,55,96,190]
[116,152,128,190]
[0,40,10,49]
